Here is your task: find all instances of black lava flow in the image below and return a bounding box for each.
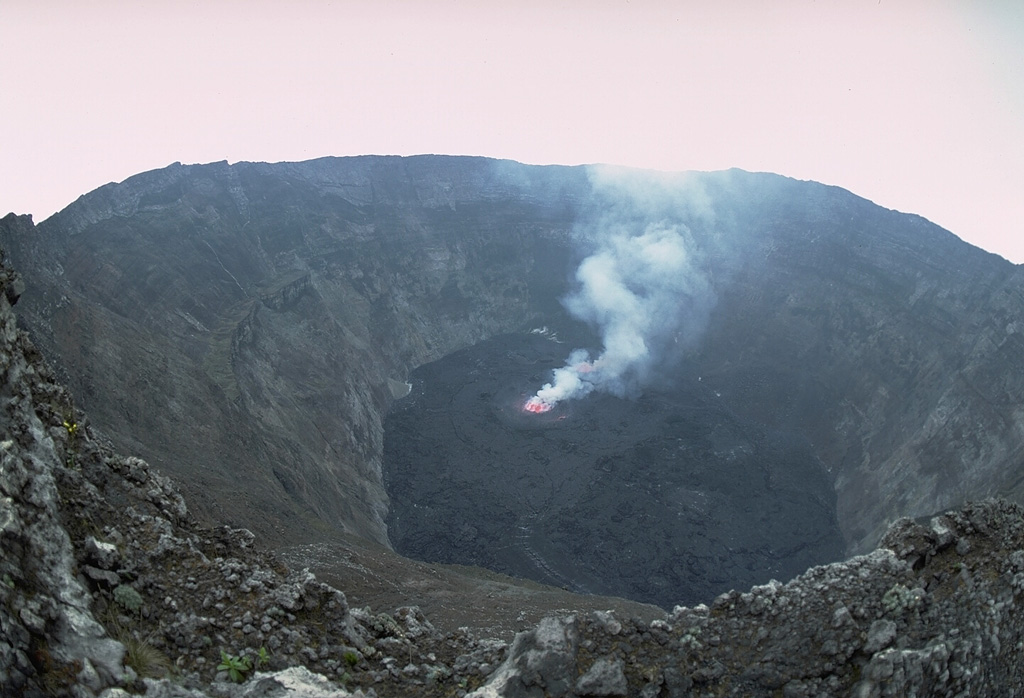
[383,332,845,609]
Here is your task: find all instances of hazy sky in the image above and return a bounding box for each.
[3,0,1022,262]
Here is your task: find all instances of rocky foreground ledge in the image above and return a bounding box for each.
[3,248,1024,698]
[470,500,1024,698]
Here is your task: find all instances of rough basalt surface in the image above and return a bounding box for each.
[385,332,843,608]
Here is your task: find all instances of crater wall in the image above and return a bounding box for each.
[3,156,1024,566]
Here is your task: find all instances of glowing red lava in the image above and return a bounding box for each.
[524,396,553,414]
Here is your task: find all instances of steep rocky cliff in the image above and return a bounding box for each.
[0,248,363,695]
[689,176,1024,553]
[3,156,1023,577]
[0,157,586,549]
[0,245,654,697]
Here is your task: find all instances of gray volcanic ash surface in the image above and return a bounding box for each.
[384,331,844,608]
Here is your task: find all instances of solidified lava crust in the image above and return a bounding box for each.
[383,331,846,608]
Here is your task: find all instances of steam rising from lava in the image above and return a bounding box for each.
[526,168,715,413]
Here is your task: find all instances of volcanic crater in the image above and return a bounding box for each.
[383,329,845,608]
[5,156,1024,619]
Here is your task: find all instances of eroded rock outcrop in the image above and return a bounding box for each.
[1,255,125,693]
[471,500,1024,697]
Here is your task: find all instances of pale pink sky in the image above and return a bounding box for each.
[2,0,1022,262]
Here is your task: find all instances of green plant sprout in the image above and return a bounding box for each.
[255,646,270,670]
[218,651,252,683]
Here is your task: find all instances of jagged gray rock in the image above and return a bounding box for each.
[470,616,579,698]
[470,500,1024,697]
[100,667,374,698]
[574,657,627,696]
[224,666,366,696]
[0,256,126,694]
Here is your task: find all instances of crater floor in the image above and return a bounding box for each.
[384,332,845,608]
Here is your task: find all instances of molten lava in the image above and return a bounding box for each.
[524,396,554,414]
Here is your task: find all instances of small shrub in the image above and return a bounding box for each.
[881,583,923,615]
[342,650,360,668]
[123,636,172,679]
[62,418,80,468]
[113,585,143,614]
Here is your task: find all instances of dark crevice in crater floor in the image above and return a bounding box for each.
[384,332,845,608]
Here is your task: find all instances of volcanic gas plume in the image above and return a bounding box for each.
[525,221,710,413]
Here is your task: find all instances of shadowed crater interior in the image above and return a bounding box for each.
[384,331,845,608]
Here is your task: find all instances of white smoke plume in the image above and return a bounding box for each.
[528,168,715,412]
